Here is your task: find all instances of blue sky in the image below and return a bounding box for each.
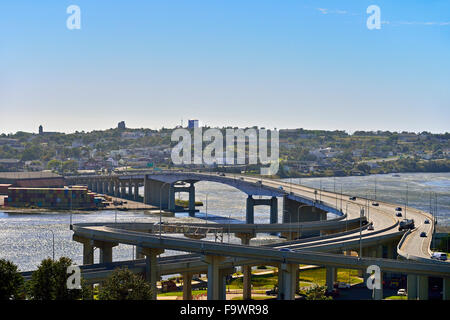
[0,0,449,134]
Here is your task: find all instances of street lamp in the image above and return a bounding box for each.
[204,193,209,225]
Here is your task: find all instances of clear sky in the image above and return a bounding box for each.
[0,0,449,134]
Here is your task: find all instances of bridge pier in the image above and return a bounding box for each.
[326,266,337,292]
[417,275,428,300]
[407,274,418,300]
[96,241,118,264]
[246,196,278,225]
[142,248,165,300]
[204,255,226,300]
[73,235,94,265]
[134,183,140,201]
[120,182,126,198]
[373,272,384,300]
[182,272,193,300]
[114,180,119,197]
[188,183,195,216]
[128,180,133,199]
[236,232,255,300]
[278,263,298,300]
[282,197,326,237]
[143,176,175,211]
[443,278,450,300]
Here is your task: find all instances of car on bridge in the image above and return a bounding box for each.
[424,219,430,224]
[367,224,374,231]
[420,232,427,237]
[396,212,402,217]
[431,252,447,261]
[372,202,379,206]
[399,219,414,231]
[278,248,294,252]
[349,196,356,201]
[395,207,402,211]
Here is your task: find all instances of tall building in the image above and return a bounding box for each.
[118,121,126,129]
[188,119,199,129]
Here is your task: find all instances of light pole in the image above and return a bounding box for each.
[205,193,209,225]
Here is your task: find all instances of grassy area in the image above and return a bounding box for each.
[231,296,275,300]
[158,289,207,297]
[384,295,407,300]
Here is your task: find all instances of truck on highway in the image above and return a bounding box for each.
[398,219,415,231]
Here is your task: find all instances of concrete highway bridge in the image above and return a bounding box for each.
[66,171,450,300]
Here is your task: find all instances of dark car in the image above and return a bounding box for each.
[395,207,402,211]
[420,232,427,237]
[396,212,402,217]
[349,196,356,201]
[424,219,430,224]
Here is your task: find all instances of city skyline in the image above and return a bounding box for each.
[1,0,449,134]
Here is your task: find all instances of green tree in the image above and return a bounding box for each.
[0,259,25,300]
[305,285,332,300]
[47,159,62,172]
[98,268,153,300]
[62,160,78,173]
[28,257,83,300]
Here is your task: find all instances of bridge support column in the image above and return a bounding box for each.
[168,184,175,212]
[73,235,94,265]
[443,278,450,301]
[114,180,119,197]
[377,245,383,258]
[128,181,133,199]
[96,241,118,264]
[387,242,395,259]
[144,175,150,204]
[270,196,278,224]
[142,248,165,300]
[417,275,428,300]
[120,182,126,198]
[236,233,255,300]
[188,183,195,216]
[373,272,383,300]
[204,255,226,300]
[326,267,336,292]
[134,183,140,201]
[83,241,94,265]
[96,181,102,193]
[182,273,193,300]
[135,246,145,259]
[246,196,254,224]
[407,274,418,300]
[102,181,107,194]
[278,263,298,300]
[108,180,114,195]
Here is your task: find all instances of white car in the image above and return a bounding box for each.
[431,252,447,261]
[397,289,407,296]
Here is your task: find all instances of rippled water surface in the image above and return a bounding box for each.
[0,172,448,271]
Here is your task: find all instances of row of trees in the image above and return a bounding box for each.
[0,258,152,300]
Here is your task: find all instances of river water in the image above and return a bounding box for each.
[0,172,448,272]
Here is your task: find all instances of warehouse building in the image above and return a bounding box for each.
[0,172,65,188]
